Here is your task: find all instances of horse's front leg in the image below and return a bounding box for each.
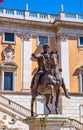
[55,88,60,114]
[45,95,51,114]
[31,96,36,116]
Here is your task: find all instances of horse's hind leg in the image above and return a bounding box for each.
[31,96,36,116]
[55,88,60,114]
[45,95,51,114]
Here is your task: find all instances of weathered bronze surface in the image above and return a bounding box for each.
[31,45,70,116]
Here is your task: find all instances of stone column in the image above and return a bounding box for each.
[22,33,32,91]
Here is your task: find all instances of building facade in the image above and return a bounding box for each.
[0,6,83,129]
[0,8,83,94]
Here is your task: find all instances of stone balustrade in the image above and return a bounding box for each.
[0,94,35,118]
[0,7,57,23]
[0,7,83,23]
[60,12,83,22]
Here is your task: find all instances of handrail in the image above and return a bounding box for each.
[67,118,83,130]
[0,94,37,118]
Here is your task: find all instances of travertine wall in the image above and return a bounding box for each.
[2,92,83,122]
[61,93,83,122]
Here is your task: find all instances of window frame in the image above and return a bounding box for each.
[3,32,16,44]
[4,72,13,91]
[78,36,83,47]
[37,35,50,46]
[0,62,17,91]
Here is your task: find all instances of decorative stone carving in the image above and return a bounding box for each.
[56,33,68,43]
[60,33,68,41]
[3,44,15,61]
[22,32,31,41]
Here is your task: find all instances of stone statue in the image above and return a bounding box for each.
[31,45,70,116]
[3,44,15,61]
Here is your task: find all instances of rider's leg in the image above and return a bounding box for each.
[33,73,40,96]
[30,75,35,88]
[62,78,70,99]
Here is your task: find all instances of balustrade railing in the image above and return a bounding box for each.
[0,7,83,26]
[0,7,83,23]
[0,94,37,118]
[60,12,83,22]
[65,12,76,19]
[63,118,83,130]
[0,7,57,22]
[69,118,83,130]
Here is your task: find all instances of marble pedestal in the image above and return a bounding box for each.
[24,114,68,130]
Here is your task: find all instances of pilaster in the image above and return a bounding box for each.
[57,33,70,90]
[22,33,32,91]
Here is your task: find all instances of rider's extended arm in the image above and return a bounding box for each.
[32,53,41,59]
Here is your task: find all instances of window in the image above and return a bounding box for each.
[38,36,48,46]
[4,72,13,90]
[79,37,83,46]
[3,32,15,43]
[0,61,18,91]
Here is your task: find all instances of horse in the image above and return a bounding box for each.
[31,50,69,116]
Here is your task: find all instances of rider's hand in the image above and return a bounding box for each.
[32,53,36,58]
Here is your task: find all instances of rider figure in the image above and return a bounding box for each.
[31,45,70,98]
[31,45,50,96]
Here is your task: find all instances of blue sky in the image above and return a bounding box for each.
[0,0,83,14]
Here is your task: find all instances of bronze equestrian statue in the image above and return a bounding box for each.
[31,45,70,116]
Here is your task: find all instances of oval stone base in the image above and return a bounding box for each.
[24,114,68,130]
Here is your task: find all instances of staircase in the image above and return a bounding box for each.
[0,94,37,119]
[62,118,83,130]
[0,94,38,130]
[0,94,83,130]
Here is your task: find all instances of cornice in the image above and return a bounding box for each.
[0,24,55,37]
[54,20,83,30]
[0,16,55,31]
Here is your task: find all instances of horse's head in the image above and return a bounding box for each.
[50,50,58,68]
